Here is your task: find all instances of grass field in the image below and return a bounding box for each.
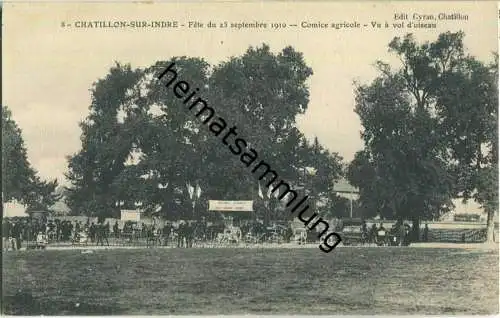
[2,247,498,315]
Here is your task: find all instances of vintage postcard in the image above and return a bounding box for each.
[2,1,499,316]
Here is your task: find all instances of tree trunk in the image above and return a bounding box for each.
[486,208,496,242]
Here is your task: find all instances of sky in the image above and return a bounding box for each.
[3,1,498,213]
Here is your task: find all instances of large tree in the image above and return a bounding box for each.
[433,39,498,241]
[66,46,345,220]
[65,63,145,217]
[2,106,59,210]
[348,32,498,241]
[350,69,454,225]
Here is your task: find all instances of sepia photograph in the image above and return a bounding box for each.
[2,1,499,315]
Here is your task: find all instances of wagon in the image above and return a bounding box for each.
[216,227,241,244]
[26,232,48,249]
[292,228,307,244]
[72,230,89,245]
[340,218,367,246]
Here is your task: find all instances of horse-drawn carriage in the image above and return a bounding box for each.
[71,230,89,245]
[340,218,368,246]
[216,226,242,244]
[26,232,48,249]
[121,221,141,244]
[292,228,307,244]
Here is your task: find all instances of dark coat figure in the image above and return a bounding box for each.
[67,222,74,241]
[113,221,119,238]
[3,220,12,251]
[11,221,23,250]
[60,221,67,241]
[162,223,173,246]
[402,223,411,246]
[369,224,377,243]
[398,223,406,246]
[47,221,56,241]
[241,223,250,239]
[177,223,185,248]
[423,223,429,242]
[206,223,223,242]
[55,219,61,241]
[145,224,161,247]
[192,220,206,242]
[284,226,293,243]
[360,221,368,244]
[96,223,109,246]
[104,221,110,237]
[23,222,32,242]
[185,222,195,248]
[89,223,96,243]
[122,221,134,242]
[75,221,81,236]
[2,219,11,238]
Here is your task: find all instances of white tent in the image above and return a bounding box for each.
[3,201,29,218]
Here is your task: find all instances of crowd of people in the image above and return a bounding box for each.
[2,216,314,250]
[2,217,114,251]
[3,215,435,251]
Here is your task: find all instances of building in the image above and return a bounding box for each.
[333,178,359,218]
[2,200,29,218]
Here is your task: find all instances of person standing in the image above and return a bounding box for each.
[96,222,105,246]
[369,223,377,244]
[104,221,110,238]
[162,222,172,246]
[185,222,194,248]
[423,223,429,242]
[360,220,368,244]
[398,222,406,246]
[68,221,74,241]
[2,219,12,251]
[11,220,22,250]
[102,222,110,246]
[55,219,61,242]
[113,221,119,239]
[177,222,185,248]
[89,222,96,243]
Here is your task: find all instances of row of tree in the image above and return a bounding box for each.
[2,32,497,240]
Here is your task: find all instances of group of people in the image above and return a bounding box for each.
[359,220,430,245]
[46,219,75,241]
[1,217,114,250]
[3,216,337,250]
[2,218,27,251]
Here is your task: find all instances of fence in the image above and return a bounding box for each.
[425,228,488,243]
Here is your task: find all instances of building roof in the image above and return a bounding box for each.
[333,178,359,194]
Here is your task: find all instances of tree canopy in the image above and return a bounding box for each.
[2,106,59,211]
[65,45,344,220]
[348,32,498,239]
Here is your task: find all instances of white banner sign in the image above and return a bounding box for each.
[121,210,141,221]
[208,200,253,212]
